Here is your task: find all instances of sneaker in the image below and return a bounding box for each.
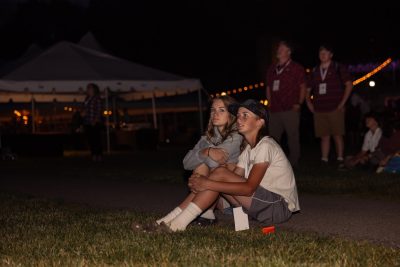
[158,222,174,233]
[189,216,217,227]
[131,220,159,233]
[376,166,385,174]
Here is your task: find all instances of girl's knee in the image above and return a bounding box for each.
[195,163,210,176]
[209,166,229,181]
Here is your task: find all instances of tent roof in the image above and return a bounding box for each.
[1,41,186,82]
[0,41,203,101]
[78,32,107,53]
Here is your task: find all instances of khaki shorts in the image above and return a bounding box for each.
[314,110,345,137]
[242,186,292,225]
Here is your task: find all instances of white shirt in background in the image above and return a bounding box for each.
[362,128,382,153]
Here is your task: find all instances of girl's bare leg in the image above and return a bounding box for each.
[167,167,254,231]
[178,163,210,209]
[156,164,210,225]
[188,163,237,218]
[215,163,236,212]
[180,163,236,211]
[191,167,253,212]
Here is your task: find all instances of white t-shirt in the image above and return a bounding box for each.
[362,128,382,153]
[237,136,300,212]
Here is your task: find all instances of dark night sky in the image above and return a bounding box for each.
[0,0,398,92]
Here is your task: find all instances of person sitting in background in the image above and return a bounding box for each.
[376,120,400,173]
[384,95,400,120]
[341,112,382,170]
[384,95,400,111]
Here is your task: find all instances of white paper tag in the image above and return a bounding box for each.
[318,83,327,95]
[272,80,280,91]
[233,207,249,231]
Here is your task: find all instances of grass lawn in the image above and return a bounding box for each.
[1,146,399,266]
[1,192,399,267]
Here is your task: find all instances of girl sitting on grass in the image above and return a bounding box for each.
[159,99,300,232]
[154,95,243,227]
[179,95,243,226]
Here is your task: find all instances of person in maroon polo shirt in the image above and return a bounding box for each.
[305,44,353,164]
[266,40,306,167]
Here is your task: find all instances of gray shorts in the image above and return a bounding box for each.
[243,186,292,224]
[369,149,386,166]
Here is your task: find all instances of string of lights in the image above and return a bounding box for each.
[352,58,392,85]
[13,58,395,117]
[210,82,265,99]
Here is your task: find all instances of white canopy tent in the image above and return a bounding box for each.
[0,41,205,152]
[78,32,107,53]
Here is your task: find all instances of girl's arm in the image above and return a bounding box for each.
[189,162,268,197]
[213,133,243,163]
[183,133,243,170]
[233,166,245,177]
[182,137,212,170]
[182,137,226,170]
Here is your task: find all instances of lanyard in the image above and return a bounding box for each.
[319,65,329,81]
[275,60,291,75]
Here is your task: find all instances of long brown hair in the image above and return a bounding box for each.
[255,120,269,146]
[205,95,238,145]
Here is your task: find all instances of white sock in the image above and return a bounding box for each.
[321,157,328,162]
[156,207,182,225]
[337,157,344,161]
[200,208,215,220]
[169,202,202,232]
[222,198,231,209]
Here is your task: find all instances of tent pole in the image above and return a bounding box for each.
[105,88,111,153]
[31,96,36,134]
[198,87,204,134]
[151,93,158,129]
[112,96,117,127]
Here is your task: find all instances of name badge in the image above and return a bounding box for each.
[318,83,327,95]
[272,80,280,91]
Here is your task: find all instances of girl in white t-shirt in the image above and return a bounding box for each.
[157,99,299,232]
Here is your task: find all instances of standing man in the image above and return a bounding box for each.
[83,83,104,162]
[266,40,306,168]
[306,44,353,164]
